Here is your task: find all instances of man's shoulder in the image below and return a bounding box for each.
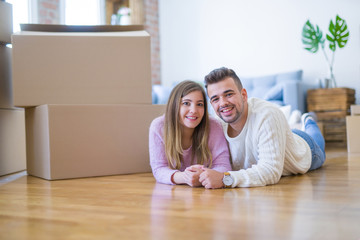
[248,98,288,132]
[249,97,278,109]
[249,98,283,116]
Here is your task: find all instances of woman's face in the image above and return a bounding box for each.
[179,90,205,131]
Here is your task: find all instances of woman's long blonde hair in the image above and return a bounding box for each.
[164,80,212,169]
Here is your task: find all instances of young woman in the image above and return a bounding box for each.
[149,80,231,187]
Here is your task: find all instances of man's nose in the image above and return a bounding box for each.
[219,96,228,106]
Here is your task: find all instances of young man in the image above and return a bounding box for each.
[196,67,326,189]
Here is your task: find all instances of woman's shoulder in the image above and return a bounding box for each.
[150,115,165,130]
[208,116,225,132]
[208,116,227,147]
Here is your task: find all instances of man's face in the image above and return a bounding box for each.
[207,77,247,125]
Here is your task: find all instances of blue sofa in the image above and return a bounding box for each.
[152,69,306,113]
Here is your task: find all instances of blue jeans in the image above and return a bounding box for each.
[292,119,326,171]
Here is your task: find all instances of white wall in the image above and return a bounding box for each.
[159,0,360,104]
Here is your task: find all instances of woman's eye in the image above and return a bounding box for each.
[197,103,204,107]
[182,102,190,106]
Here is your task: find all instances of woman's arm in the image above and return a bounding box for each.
[172,169,203,187]
[208,118,232,172]
[149,117,204,187]
[149,117,178,185]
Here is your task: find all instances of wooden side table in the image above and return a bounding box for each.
[307,88,356,148]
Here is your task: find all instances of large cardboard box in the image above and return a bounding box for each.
[0,44,13,108]
[346,116,360,154]
[25,104,165,180]
[0,108,26,176]
[350,105,360,116]
[12,28,151,107]
[0,1,12,44]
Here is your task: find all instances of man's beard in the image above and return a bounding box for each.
[218,99,244,124]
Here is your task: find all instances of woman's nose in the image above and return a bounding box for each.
[189,105,197,113]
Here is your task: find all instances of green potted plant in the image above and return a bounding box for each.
[301,15,350,88]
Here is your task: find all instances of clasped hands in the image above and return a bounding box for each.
[182,164,224,189]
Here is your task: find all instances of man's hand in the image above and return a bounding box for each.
[199,169,224,189]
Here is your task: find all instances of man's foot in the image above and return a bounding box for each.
[289,110,302,126]
[301,112,317,131]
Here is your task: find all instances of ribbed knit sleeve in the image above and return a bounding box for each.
[149,116,178,185]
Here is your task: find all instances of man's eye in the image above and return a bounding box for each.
[226,93,233,97]
[211,98,219,103]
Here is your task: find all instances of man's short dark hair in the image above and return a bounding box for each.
[204,67,243,91]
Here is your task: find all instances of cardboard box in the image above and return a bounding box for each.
[20,23,144,32]
[346,116,360,153]
[12,28,151,107]
[0,108,26,176]
[0,44,13,108]
[0,1,12,44]
[25,104,165,180]
[350,105,360,116]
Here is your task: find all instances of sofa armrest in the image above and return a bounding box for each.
[283,80,305,113]
[152,85,172,104]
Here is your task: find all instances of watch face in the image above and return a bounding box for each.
[223,175,233,186]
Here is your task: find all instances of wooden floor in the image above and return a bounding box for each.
[1,148,360,240]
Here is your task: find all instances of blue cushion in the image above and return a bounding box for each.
[264,83,283,101]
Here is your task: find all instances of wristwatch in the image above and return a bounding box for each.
[222,172,234,188]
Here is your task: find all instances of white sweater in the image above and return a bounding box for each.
[223,98,311,187]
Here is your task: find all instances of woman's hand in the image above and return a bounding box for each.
[172,166,205,187]
[185,164,204,172]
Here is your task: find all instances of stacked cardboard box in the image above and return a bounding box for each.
[0,1,13,44]
[12,24,165,180]
[0,108,26,176]
[346,105,360,153]
[0,2,27,177]
[307,88,355,148]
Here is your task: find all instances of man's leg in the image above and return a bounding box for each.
[292,113,326,171]
[303,117,325,153]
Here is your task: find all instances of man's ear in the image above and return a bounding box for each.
[241,88,248,101]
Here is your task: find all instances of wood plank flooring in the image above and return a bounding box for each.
[1,148,360,240]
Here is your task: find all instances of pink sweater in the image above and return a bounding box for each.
[149,115,231,185]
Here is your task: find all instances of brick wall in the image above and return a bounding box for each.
[36,0,161,85]
[38,0,60,24]
[143,0,161,85]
